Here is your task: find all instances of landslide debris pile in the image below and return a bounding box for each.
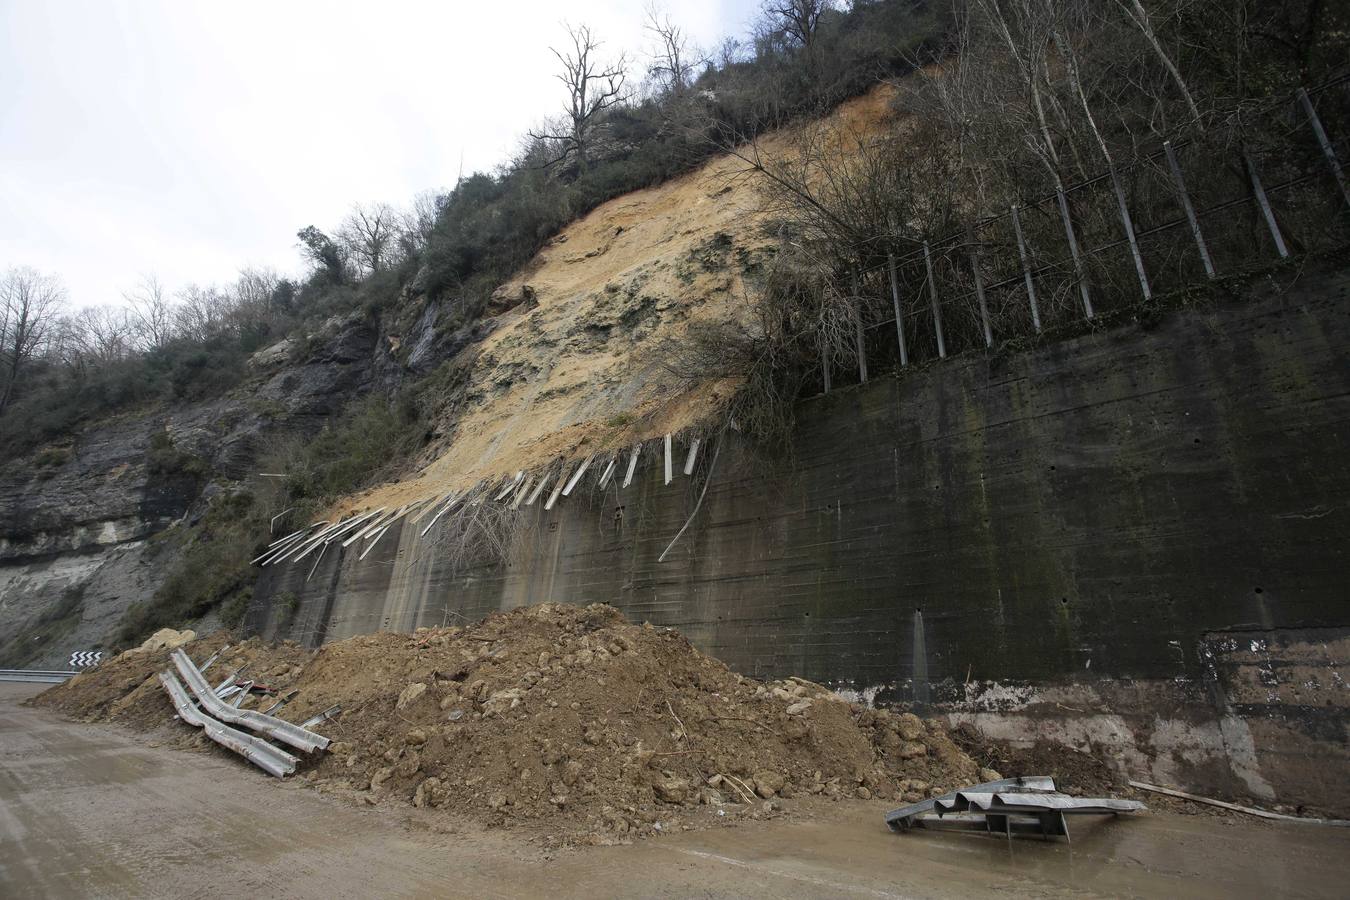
[36,603,983,839]
[33,629,309,732]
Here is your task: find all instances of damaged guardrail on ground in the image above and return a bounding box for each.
[158,671,300,778]
[155,648,334,778]
[886,776,1146,841]
[170,648,331,754]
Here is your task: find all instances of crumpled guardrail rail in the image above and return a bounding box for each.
[934,791,1146,816]
[886,776,1057,831]
[158,671,299,778]
[170,649,330,754]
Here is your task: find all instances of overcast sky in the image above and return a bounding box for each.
[1,0,760,307]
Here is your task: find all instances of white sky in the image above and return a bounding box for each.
[1,0,760,306]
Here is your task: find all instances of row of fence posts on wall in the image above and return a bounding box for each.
[822,79,1350,394]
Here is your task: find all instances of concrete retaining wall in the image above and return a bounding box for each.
[251,265,1350,813]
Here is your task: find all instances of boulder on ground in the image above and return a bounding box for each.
[137,628,197,653]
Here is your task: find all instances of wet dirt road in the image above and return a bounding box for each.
[3,681,1348,898]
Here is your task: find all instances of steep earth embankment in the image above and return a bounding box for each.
[346,86,899,514]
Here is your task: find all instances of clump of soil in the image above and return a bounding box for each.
[36,603,983,842]
[948,722,1124,798]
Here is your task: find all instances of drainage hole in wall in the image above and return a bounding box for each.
[1255,587,1264,594]
[1060,597,1069,605]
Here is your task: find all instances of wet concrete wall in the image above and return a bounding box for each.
[251,266,1350,812]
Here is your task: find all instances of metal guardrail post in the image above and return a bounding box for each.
[1163,140,1216,278]
[1243,149,1290,259]
[887,250,909,366]
[922,240,946,358]
[1110,166,1152,301]
[1297,87,1350,211]
[1010,205,1042,332]
[1056,186,1094,319]
[966,225,993,347]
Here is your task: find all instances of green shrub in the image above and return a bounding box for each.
[146,431,208,479]
[34,446,71,468]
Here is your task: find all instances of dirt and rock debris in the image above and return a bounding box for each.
[36,602,996,843]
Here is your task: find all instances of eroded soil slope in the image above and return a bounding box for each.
[348,86,899,514]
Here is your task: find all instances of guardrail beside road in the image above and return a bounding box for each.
[0,669,79,684]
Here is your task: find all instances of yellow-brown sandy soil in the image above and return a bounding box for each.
[342,85,900,517]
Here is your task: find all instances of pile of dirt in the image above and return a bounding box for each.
[36,602,985,842]
[34,632,310,732]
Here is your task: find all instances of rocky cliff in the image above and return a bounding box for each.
[0,299,468,666]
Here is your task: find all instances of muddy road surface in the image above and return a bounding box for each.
[3,682,1347,898]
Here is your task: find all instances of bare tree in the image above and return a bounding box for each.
[229,266,283,339]
[1112,0,1202,124]
[759,0,832,51]
[0,267,66,414]
[336,203,399,276]
[644,4,701,95]
[716,36,747,68]
[123,274,176,351]
[401,190,445,255]
[175,284,229,344]
[528,23,629,172]
[71,305,137,367]
[232,267,280,310]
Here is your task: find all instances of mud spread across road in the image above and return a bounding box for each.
[31,604,989,845]
[4,681,1349,898]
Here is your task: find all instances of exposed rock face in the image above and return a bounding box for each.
[0,416,199,562]
[248,338,295,371]
[0,305,494,666]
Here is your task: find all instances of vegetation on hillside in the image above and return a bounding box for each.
[1,1,944,466]
[679,0,1348,447]
[5,0,1346,644]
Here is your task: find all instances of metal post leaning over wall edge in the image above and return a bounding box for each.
[1056,186,1094,319]
[1297,87,1350,211]
[966,225,993,348]
[887,249,909,366]
[1010,204,1042,332]
[1243,148,1290,259]
[1163,140,1216,278]
[1109,165,1152,302]
[922,240,946,358]
[886,215,908,366]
